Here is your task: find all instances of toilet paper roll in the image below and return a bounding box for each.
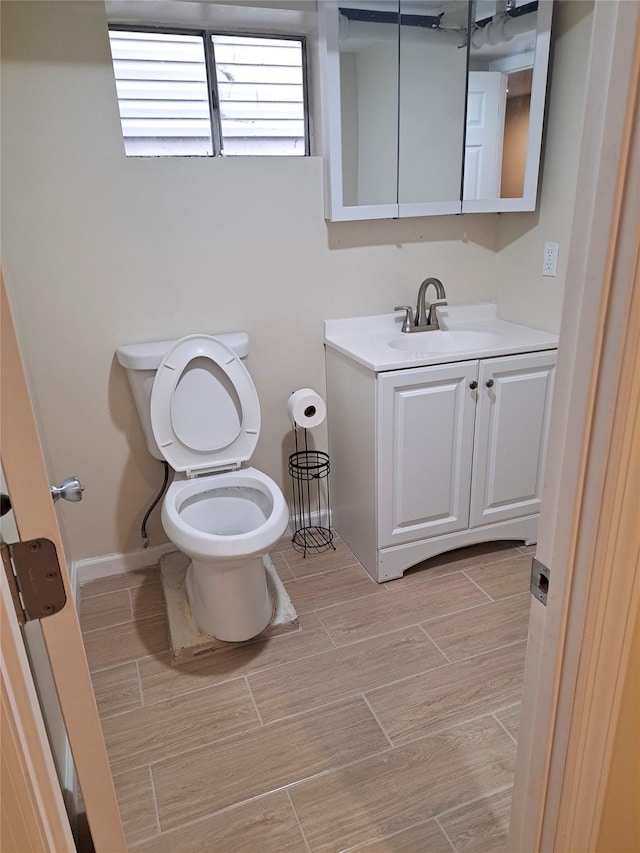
[287,388,326,429]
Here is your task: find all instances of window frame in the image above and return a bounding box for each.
[108,23,311,157]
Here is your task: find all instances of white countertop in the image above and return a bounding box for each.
[324,303,559,372]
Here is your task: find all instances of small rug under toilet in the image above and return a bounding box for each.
[158,550,299,662]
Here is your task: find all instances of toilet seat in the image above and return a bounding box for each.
[150,334,260,476]
[162,467,289,561]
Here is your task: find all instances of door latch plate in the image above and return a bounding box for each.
[1,538,67,625]
[530,556,550,606]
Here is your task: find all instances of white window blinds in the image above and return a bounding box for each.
[108,29,307,157]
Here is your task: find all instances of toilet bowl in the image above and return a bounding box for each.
[162,467,288,640]
[116,333,289,641]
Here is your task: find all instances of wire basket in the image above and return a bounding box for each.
[288,431,335,557]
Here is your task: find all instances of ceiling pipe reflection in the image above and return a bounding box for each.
[338,4,537,51]
[471,7,536,49]
[338,14,466,48]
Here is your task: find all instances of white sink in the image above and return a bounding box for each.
[324,302,560,372]
[388,329,507,354]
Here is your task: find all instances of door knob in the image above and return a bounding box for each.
[486,379,495,388]
[50,477,84,503]
[0,493,11,516]
[469,381,478,390]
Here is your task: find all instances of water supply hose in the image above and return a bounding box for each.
[141,461,170,548]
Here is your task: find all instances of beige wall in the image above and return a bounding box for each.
[0,0,591,564]
[496,1,594,332]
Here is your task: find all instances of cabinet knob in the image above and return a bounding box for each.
[469,381,478,390]
[486,379,495,388]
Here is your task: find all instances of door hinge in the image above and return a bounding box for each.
[530,556,550,606]
[1,538,67,625]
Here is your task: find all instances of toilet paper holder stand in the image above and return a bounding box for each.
[288,427,335,557]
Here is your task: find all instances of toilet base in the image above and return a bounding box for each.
[159,551,299,660]
[186,554,273,642]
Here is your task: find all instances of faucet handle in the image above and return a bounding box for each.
[426,300,447,326]
[394,305,415,333]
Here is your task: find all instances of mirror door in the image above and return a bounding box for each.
[398,0,468,217]
[327,0,400,219]
[462,0,553,212]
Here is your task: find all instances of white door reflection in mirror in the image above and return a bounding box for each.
[464,70,507,199]
[463,0,551,209]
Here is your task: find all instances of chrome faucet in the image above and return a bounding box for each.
[395,277,447,333]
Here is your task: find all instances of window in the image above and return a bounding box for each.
[108,28,309,157]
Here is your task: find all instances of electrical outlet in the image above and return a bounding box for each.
[543,241,559,277]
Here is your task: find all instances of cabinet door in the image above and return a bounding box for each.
[320,0,400,221]
[378,361,478,547]
[470,351,556,528]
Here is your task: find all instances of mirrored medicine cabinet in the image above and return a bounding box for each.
[320,0,553,220]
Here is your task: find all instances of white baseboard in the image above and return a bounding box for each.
[71,511,325,591]
[290,508,332,532]
[72,543,174,590]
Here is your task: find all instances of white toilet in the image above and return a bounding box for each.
[116,333,289,642]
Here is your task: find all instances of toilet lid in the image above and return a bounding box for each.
[150,334,260,475]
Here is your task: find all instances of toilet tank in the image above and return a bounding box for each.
[116,333,250,461]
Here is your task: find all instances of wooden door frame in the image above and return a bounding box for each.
[1,570,75,853]
[509,2,640,850]
[1,274,126,852]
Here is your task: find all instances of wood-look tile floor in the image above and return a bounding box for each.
[79,537,533,853]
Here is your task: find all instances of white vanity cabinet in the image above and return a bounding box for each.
[325,345,557,582]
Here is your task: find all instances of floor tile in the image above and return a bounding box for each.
[464,554,531,600]
[290,716,515,853]
[131,792,307,853]
[90,662,141,718]
[384,542,519,591]
[273,534,296,551]
[422,593,530,661]
[138,624,335,705]
[80,566,159,598]
[437,786,513,852]
[83,614,169,672]
[283,539,360,579]
[343,818,452,852]
[130,582,165,620]
[102,678,259,775]
[269,550,296,581]
[367,642,527,744]
[318,573,489,647]
[495,704,521,742]
[152,696,389,832]
[111,766,159,848]
[296,611,324,630]
[81,538,531,852]
[79,588,132,633]
[248,627,446,723]
[284,564,383,614]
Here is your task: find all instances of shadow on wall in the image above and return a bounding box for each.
[108,356,169,554]
[1,1,113,65]
[326,211,507,252]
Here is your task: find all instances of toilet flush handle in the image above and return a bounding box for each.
[50,476,84,503]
